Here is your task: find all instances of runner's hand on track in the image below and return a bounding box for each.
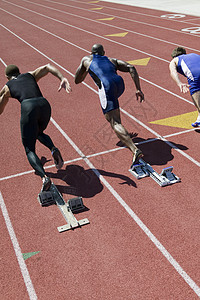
[136,90,144,102]
[178,83,190,93]
[58,78,72,93]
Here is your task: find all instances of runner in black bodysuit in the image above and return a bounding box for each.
[0,64,71,191]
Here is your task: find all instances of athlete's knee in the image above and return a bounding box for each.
[22,140,36,154]
[105,113,121,129]
[24,146,35,155]
[22,136,36,153]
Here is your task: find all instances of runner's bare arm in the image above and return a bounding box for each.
[169,58,190,93]
[75,57,90,84]
[0,85,10,115]
[111,58,144,102]
[30,63,72,93]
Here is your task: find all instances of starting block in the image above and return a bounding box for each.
[160,166,180,185]
[38,191,56,206]
[129,159,180,187]
[129,163,149,179]
[38,183,89,232]
[67,197,86,212]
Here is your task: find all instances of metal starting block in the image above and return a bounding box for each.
[67,197,85,212]
[129,163,149,179]
[129,159,180,187]
[38,183,89,232]
[38,191,56,206]
[160,166,180,185]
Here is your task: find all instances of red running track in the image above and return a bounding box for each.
[0,0,200,299]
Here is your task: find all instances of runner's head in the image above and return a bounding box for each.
[5,64,20,79]
[91,44,105,56]
[171,47,186,58]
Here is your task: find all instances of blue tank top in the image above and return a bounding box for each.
[6,73,43,103]
[89,54,119,87]
[177,54,200,80]
[177,53,200,95]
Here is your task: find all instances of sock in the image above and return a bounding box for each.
[196,114,200,122]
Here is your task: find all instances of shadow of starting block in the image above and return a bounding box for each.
[129,159,180,187]
[38,183,90,232]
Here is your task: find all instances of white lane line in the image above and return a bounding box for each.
[0,57,7,66]
[0,6,88,54]
[185,18,200,22]
[140,77,194,105]
[0,23,97,94]
[51,116,200,298]
[1,1,168,63]
[8,0,200,54]
[0,157,83,182]
[66,0,200,21]
[0,8,195,106]
[121,108,200,167]
[0,24,199,168]
[0,192,38,300]
[74,0,200,29]
[77,0,200,20]
[38,0,200,41]
[0,127,196,182]
[164,128,197,138]
[0,101,199,297]
[1,23,200,297]
[5,0,200,55]
[0,126,198,182]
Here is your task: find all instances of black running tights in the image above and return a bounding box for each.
[20,97,55,178]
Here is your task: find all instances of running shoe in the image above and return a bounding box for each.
[51,147,64,169]
[41,177,51,192]
[191,121,200,128]
[130,149,143,169]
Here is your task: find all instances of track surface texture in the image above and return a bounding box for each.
[0,1,200,299]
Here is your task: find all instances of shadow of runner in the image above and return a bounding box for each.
[47,165,103,198]
[97,169,137,187]
[117,136,188,166]
[46,164,137,200]
[137,138,188,166]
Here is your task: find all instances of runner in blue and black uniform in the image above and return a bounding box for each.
[75,44,145,167]
[0,63,71,191]
[169,47,200,127]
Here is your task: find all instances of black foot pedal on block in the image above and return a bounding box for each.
[129,163,149,179]
[38,191,56,206]
[67,197,85,212]
[160,166,180,185]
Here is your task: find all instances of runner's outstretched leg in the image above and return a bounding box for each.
[105,109,143,165]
